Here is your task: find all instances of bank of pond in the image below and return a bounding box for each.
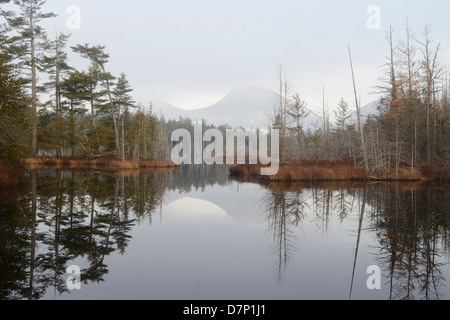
[228,160,450,183]
[0,158,449,189]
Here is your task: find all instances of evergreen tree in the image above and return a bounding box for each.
[287,93,308,137]
[112,73,135,160]
[287,93,308,160]
[72,44,119,152]
[333,98,352,159]
[334,98,351,131]
[40,32,72,156]
[0,38,31,163]
[3,0,56,156]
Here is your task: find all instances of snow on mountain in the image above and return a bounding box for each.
[188,84,276,129]
[349,99,382,123]
[151,99,189,120]
[152,84,323,130]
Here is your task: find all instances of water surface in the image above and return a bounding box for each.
[0,165,449,300]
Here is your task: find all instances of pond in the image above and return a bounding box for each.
[0,165,449,300]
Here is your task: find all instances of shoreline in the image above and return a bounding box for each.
[1,158,449,188]
[21,157,179,171]
[0,156,179,188]
[228,161,450,183]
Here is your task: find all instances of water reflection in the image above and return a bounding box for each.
[1,170,165,299]
[0,166,449,300]
[367,184,450,300]
[0,165,230,300]
[255,180,450,300]
[261,189,306,283]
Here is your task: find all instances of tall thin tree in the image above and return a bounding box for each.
[3,0,56,156]
[348,45,369,171]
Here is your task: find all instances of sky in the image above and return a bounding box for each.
[3,0,450,114]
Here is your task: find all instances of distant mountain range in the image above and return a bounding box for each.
[151,84,381,130]
[349,99,382,124]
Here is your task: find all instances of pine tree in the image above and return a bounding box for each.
[287,93,308,160]
[3,0,56,156]
[41,32,72,156]
[61,67,107,155]
[112,73,135,160]
[0,40,31,163]
[60,70,90,156]
[287,93,308,137]
[334,98,351,131]
[72,44,119,153]
[333,98,351,159]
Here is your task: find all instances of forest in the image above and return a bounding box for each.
[232,24,450,182]
[0,0,449,186]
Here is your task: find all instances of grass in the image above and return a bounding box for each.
[21,153,179,172]
[229,161,369,182]
[228,160,450,182]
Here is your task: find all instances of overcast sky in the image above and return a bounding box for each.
[4,0,450,114]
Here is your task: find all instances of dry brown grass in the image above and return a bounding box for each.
[229,160,449,182]
[230,170,445,191]
[21,155,179,172]
[22,158,44,165]
[229,161,371,182]
[116,161,140,170]
[139,160,179,168]
[392,168,422,181]
[418,164,450,181]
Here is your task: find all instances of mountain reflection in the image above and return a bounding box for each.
[0,165,230,300]
[0,167,449,300]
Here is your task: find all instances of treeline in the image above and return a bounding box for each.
[1,1,449,177]
[0,0,166,167]
[273,23,450,173]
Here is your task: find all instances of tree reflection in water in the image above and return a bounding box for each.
[0,169,169,300]
[257,180,450,300]
[0,164,230,300]
[0,167,449,300]
[261,187,307,283]
[366,184,450,300]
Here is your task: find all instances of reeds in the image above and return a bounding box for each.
[229,161,450,182]
[229,161,370,182]
[21,156,179,172]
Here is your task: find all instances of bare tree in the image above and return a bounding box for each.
[276,64,289,162]
[348,45,369,171]
[416,26,443,163]
[321,85,331,159]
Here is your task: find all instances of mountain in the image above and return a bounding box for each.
[152,84,322,130]
[151,99,189,120]
[349,99,382,123]
[188,84,275,129]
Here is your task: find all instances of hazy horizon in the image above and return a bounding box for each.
[2,0,449,115]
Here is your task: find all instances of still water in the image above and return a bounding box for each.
[0,165,449,300]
